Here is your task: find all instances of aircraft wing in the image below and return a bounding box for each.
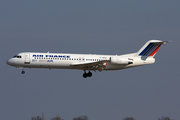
[70,60,109,72]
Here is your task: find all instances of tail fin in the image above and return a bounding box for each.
[135,40,171,57]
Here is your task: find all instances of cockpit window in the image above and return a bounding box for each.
[13,55,22,58]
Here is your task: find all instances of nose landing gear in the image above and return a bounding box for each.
[17,67,25,74]
[83,71,92,78]
[21,70,25,74]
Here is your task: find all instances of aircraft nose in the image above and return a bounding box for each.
[6,59,13,66]
[6,59,11,65]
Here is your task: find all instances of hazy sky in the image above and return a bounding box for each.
[1,1,180,120]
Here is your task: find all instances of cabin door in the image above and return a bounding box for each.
[25,53,30,64]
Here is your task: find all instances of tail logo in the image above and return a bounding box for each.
[139,43,161,56]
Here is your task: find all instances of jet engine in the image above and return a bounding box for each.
[110,57,133,65]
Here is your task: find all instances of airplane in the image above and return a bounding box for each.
[6,40,170,78]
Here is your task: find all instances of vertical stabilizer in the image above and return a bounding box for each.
[135,40,170,57]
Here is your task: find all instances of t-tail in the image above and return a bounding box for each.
[135,40,171,57]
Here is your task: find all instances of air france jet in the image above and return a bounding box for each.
[6,40,170,78]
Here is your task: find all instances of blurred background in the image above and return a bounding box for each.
[0,1,179,120]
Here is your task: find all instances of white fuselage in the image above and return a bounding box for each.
[6,40,169,77]
[6,52,155,71]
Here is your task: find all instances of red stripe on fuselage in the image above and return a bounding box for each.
[150,45,161,56]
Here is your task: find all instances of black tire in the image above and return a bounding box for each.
[83,73,87,78]
[87,71,92,77]
[21,71,25,74]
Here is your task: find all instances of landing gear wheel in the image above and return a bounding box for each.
[83,73,87,78]
[21,71,25,74]
[83,71,92,78]
[87,71,92,77]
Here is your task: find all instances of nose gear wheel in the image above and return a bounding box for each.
[21,71,25,74]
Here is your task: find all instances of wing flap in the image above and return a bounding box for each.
[70,60,109,72]
[70,60,109,66]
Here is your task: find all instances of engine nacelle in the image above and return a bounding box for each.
[110,57,133,65]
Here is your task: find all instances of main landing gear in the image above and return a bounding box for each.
[83,71,92,78]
